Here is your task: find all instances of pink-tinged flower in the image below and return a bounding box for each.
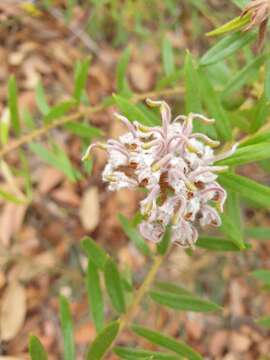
[83,100,237,248]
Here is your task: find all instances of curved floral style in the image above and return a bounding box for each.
[84,100,237,247]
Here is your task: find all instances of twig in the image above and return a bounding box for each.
[102,254,164,359]
[0,86,184,159]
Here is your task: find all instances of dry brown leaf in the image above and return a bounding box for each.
[11,251,57,282]
[0,281,26,341]
[79,187,100,231]
[0,357,25,360]
[37,167,64,194]
[230,332,252,353]
[129,62,152,91]
[0,203,28,247]
[51,184,80,207]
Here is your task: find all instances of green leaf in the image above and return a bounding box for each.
[35,81,50,115]
[222,54,267,98]
[64,122,103,139]
[74,57,91,102]
[218,143,270,166]
[87,321,119,360]
[156,69,182,90]
[131,325,202,360]
[29,142,80,182]
[116,47,132,95]
[154,281,194,297]
[264,56,270,101]
[8,75,20,135]
[29,335,48,360]
[251,269,270,285]
[59,295,75,360]
[162,38,175,76]
[157,224,171,255]
[231,0,249,8]
[114,347,181,360]
[256,316,270,328]
[206,14,251,37]
[199,31,256,67]
[81,236,108,270]
[44,100,75,124]
[118,214,151,256]
[184,52,201,114]
[0,188,26,205]
[22,107,35,130]
[250,94,270,133]
[184,52,205,132]
[198,69,231,140]
[150,290,221,313]
[113,95,154,126]
[86,261,104,332]
[0,109,10,146]
[197,236,249,251]
[220,211,244,248]
[219,173,270,208]
[104,258,126,313]
[245,227,270,240]
[239,129,270,147]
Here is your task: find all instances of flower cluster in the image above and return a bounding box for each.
[84,100,237,247]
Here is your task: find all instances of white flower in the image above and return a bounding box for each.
[84,99,237,247]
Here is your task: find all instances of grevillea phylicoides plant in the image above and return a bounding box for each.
[83,100,237,248]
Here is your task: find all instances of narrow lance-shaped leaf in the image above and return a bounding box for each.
[44,100,75,124]
[251,269,270,285]
[104,258,126,313]
[162,37,175,76]
[86,321,119,360]
[64,122,103,139]
[113,95,154,126]
[74,57,91,102]
[116,47,132,95]
[198,69,231,140]
[219,173,270,208]
[8,75,20,135]
[184,52,202,114]
[218,143,270,166]
[59,295,75,360]
[199,31,256,67]
[131,325,203,360]
[0,188,26,205]
[0,109,10,146]
[81,236,108,270]
[245,227,270,240]
[29,142,80,182]
[197,236,250,251]
[239,128,270,147]
[150,290,221,313]
[86,260,104,332]
[220,213,244,248]
[154,281,193,297]
[206,13,251,36]
[221,53,268,98]
[114,346,181,360]
[35,81,50,115]
[118,214,151,256]
[29,335,48,360]
[250,93,270,133]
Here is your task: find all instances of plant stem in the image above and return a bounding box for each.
[102,254,164,359]
[0,86,183,159]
